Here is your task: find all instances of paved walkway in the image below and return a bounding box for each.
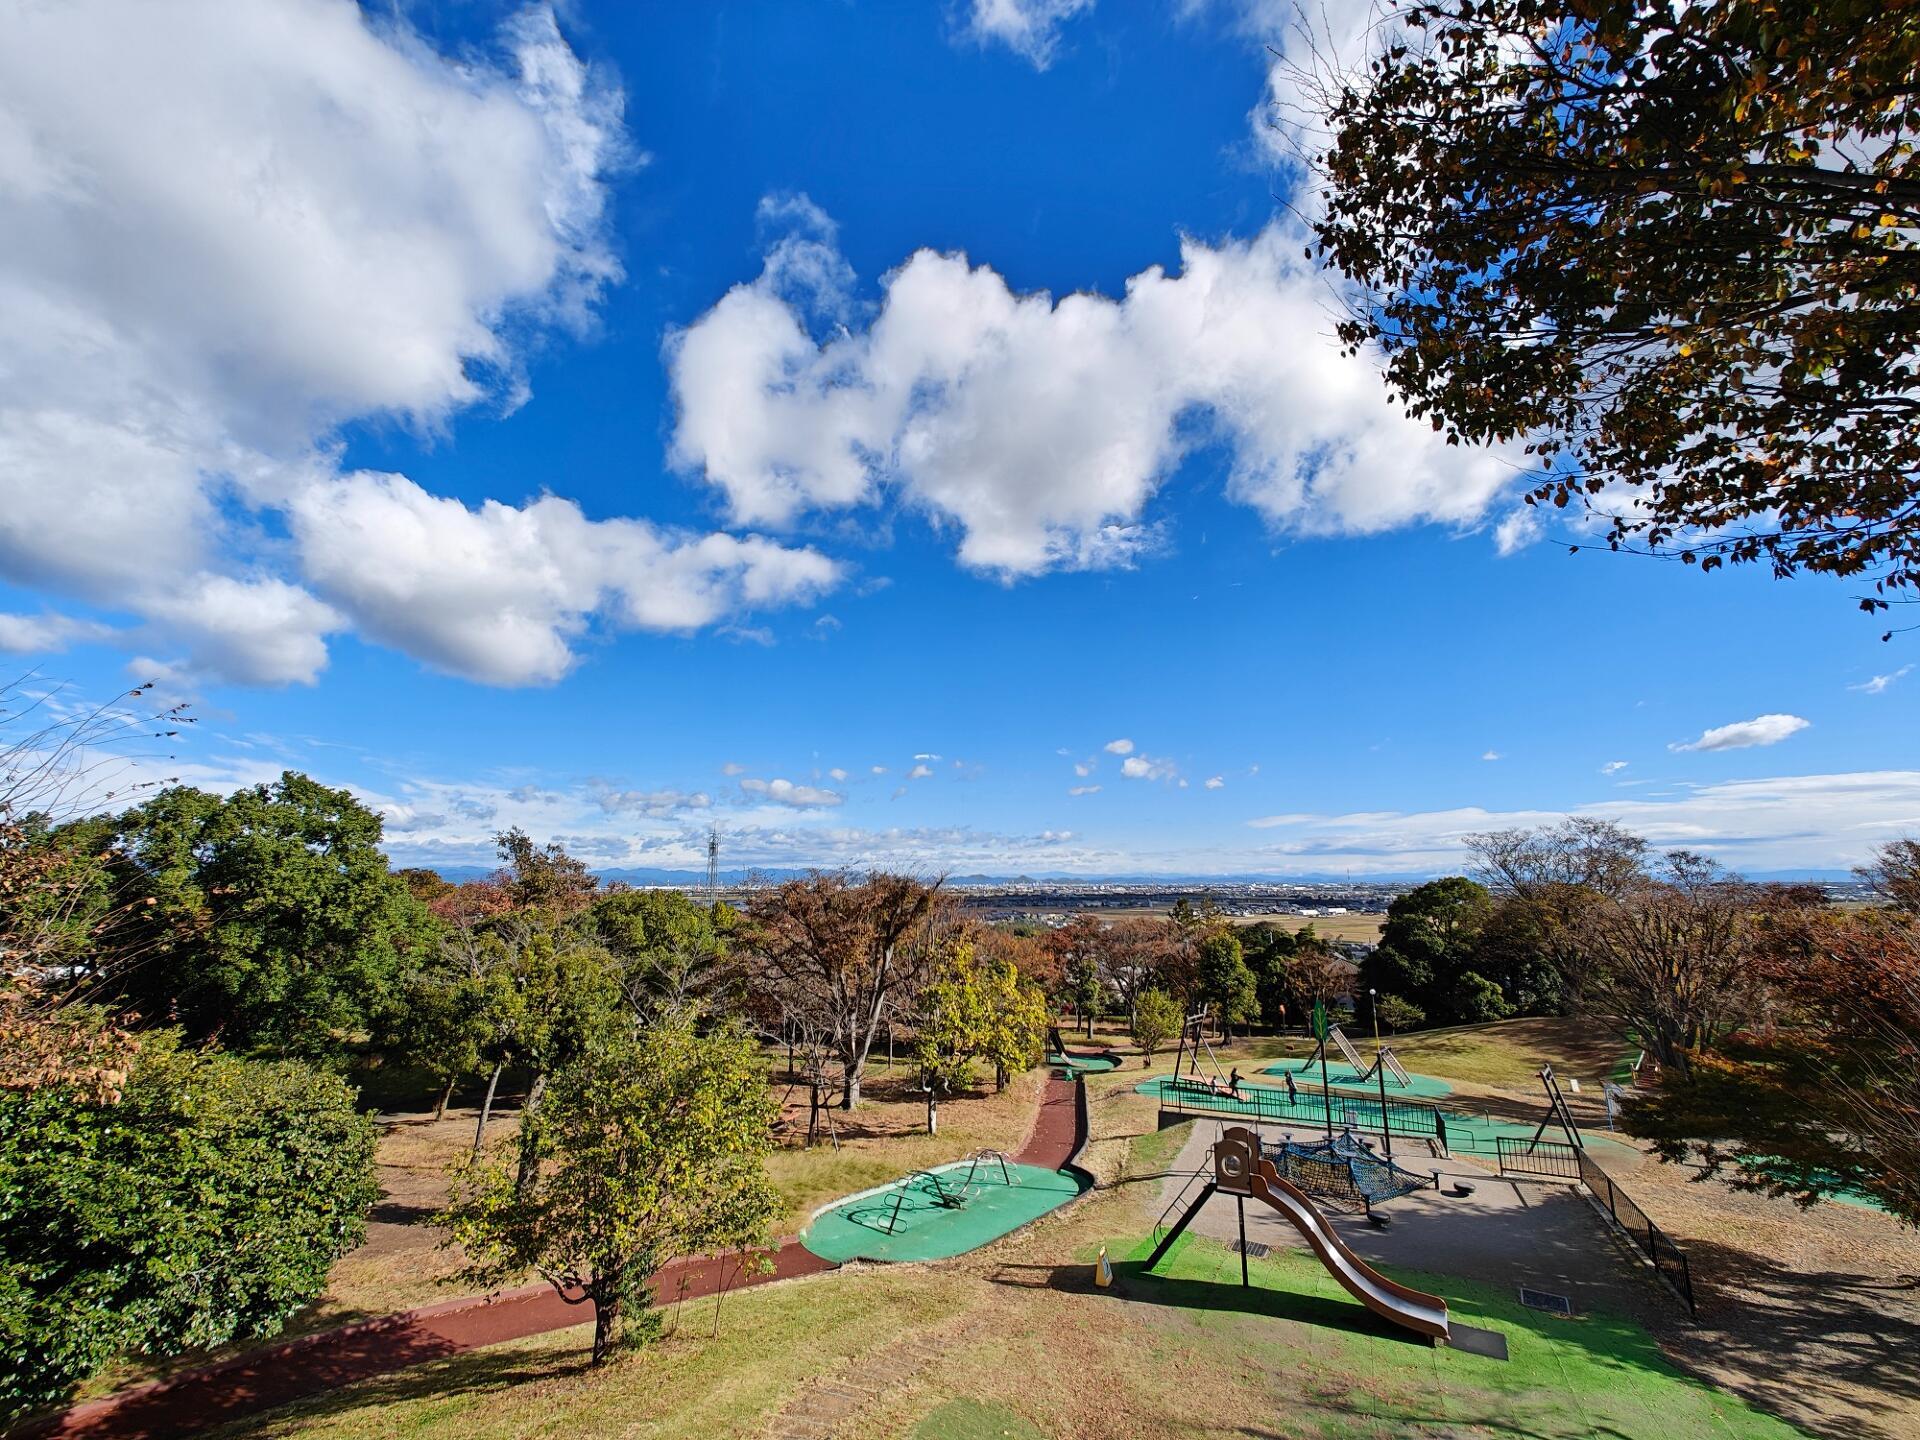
[30,1071,1085,1440]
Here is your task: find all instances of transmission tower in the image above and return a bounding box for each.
[706,825,720,909]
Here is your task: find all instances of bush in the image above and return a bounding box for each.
[0,1032,378,1417]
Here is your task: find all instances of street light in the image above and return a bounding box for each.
[1369,987,1392,1159]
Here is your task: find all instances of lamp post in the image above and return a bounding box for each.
[1370,987,1393,1160]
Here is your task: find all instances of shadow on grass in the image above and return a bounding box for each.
[983,1258,1429,1348]
[1666,1235,1920,1440]
[197,1341,595,1438]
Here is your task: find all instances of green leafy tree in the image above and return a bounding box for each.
[915,947,992,1093]
[1196,929,1259,1035]
[1374,994,1425,1034]
[979,956,1048,1089]
[1311,0,1920,615]
[1060,949,1105,1039]
[0,1030,377,1416]
[1132,988,1181,1066]
[89,773,437,1062]
[1240,922,1301,1028]
[440,1016,779,1364]
[1360,877,1499,1025]
[589,888,737,1016]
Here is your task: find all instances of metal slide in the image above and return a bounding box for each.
[1215,1127,1451,1345]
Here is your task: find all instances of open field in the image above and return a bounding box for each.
[1067,908,1387,944]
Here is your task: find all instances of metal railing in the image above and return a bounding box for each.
[1496,1136,1581,1181]
[1155,1079,1447,1150]
[1579,1150,1696,1316]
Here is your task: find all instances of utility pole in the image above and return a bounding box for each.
[706,825,719,910]
[1370,987,1392,1159]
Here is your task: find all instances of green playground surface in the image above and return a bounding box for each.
[799,1160,1088,1263]
[1135,1074,1632,1156]
[1261,1055,1454,1098]
[1049,1049,1119,1075]
[1119,1231,1806,1438]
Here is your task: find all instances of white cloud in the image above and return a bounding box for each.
[1493,507,1544,556]
[667,209,1521,579]
[1204,775,1225,789]
[871,765,889,775]
[908,763,934,781]
[0,610,116,654]
[1120,753,1177,781]
[828,767,848,782]
[590,783,711,817]
[962,0,1094,69]
[1669,714,1810,754]
[0,1,831,687]
[1104,738,1135,755]
[914,752,943,761]
[721,762,747,776]
[1601,760,1629,775]
[1069,784,1102,796]
[1850,665,1913,695]
[1481,750,1501,762]
[738,776,843,808]
[287,473,835,686]
[1074,761,1093,777]
[1242,772,1920,875]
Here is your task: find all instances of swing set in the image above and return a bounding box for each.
[1294,1022,1413,1089]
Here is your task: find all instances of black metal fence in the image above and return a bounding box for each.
[1579,1150,1696,1316]
[1496,1136,1581,1181]
[1155,1079,1447,1149]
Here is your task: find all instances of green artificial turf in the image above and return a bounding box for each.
[1048,1050,1120,1075]
[800,1161,1087,1263]
[1259,1056,1454,1099]
[1114,1230,1806,1439]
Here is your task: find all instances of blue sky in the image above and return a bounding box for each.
[0,0,1914,876]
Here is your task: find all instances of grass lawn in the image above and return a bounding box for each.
[209,1133,1811,1440]
[1256,1017,1633,1095]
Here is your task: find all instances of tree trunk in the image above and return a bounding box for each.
[841,1070,861,1109]
[434,1075,455,1123]
[514,1070,548,1197]
[471,1062,503,1156]
[591,1282,621,1365]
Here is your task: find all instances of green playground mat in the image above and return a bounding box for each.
[1261,1056,1455,1099]
[799,1160,1087,1263]
[1049,1049,1120,1075]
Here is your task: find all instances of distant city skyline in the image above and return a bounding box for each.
[1,0,1913,879]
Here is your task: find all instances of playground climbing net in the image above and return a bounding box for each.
[1262,1131,1434,1213]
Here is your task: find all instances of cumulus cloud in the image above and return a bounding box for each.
[828,767,848,781]
[1669,714,1810,754]
[1120,753,1177,781]
[667,206,1521,579]
[1850,665,1913,695]
[1069,784,1102,796]
[1104,738,1135,755]
[590,783,712,817]
[1204,775,1225,789]
[1601,760,1629,775]
[289,473,835,685]
[739,776,843,808]
[908,764,934,781]
[1481,750,1501,762]
[962,0,1094,69]
[0,611,116,654]
[0,0,830,686]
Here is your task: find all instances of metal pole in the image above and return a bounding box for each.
[1317,1001,1333,1140]
[1370,988,1392,1160]
[1237,1195,1249,1287]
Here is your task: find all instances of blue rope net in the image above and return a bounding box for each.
[1261,1130,1432,1210]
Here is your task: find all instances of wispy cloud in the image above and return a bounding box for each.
[1669,714,1809,753]
[1850,665,1913,696]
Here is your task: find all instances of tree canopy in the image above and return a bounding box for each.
[1,1027,377,1415]
[1312,0,1920,617]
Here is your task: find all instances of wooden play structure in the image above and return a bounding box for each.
[1146,1125,1452,1346]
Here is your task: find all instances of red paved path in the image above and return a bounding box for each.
[24,1073,1083,1440]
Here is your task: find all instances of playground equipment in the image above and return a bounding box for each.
[1146,1125,1451,1345]
[1166,1009,1239,1097]
[1262,1131,1436,1223]
[1295,1023,1412,1089]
